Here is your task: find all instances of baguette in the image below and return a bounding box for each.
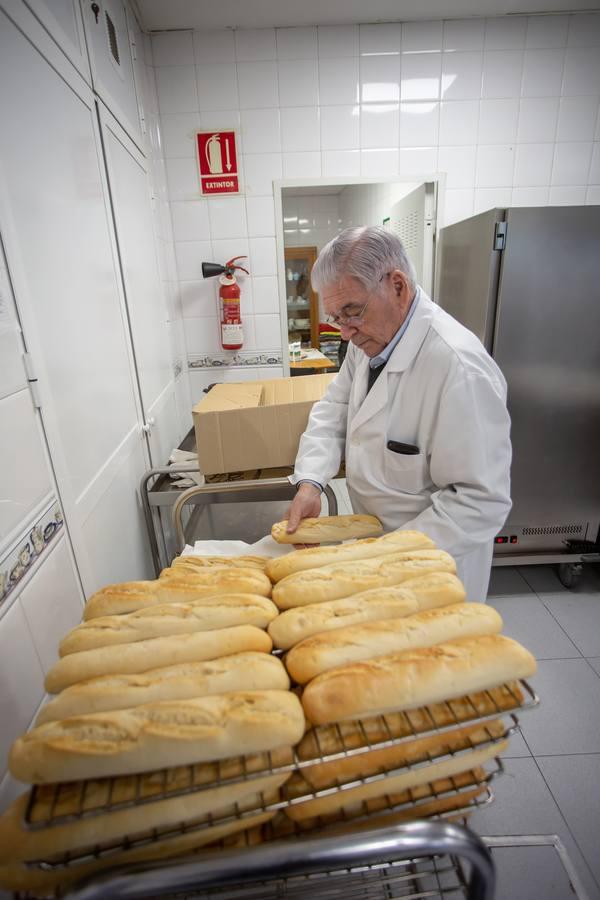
[269,572,465,649]
[296,719,506,790]
[0,810,275,895]
[84,570,272,620]
[46,626,272,693]
[293,769,488,834]
[0,770,287,865]
[61,595,278,656]
[266,530,435,582]
[36,653,289,724]
[284,739,506,821]
[10,690,306,783]
[286,603,503,684]
[301,634,537,725]
[271,514,383,545]
[170,554,269,572]
[272,549,456,609]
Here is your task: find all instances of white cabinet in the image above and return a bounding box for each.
[80,0,143,149]
[22,0,90,81]
[0,7,150,590]
[100,108,173,466]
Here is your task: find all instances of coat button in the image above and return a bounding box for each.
[351,436,360,447]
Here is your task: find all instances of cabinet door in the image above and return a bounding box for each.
[80,0,143,150]
[0,7,151,590]
[100,108,174,465]
[22,0,90,81]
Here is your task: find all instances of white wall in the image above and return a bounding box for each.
[152,13,600,397]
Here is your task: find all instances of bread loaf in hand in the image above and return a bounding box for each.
[266,530,435,582]
[272,549,456,609]
[301,634,537,725]
[36,652,289,724]
[10,690,306,783]
[286,603,503,684]
[60,595,278,656]
[272,514,383,545]
[268,572,465,649]
[84,569,272,619]
[45,626,272,693]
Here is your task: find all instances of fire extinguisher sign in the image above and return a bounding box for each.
[196,131,240,195]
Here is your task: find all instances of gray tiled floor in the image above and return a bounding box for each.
[482,563,600,900]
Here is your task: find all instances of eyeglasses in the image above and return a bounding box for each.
[325,295,373,327]
[324,273,388,327]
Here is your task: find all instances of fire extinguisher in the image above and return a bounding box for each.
[202,256,249,351]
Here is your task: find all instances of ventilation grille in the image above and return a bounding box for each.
[522,524,583,536]
[391,209,420,252]
[105,11,120,65]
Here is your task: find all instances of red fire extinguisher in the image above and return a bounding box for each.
[202,256,249,351]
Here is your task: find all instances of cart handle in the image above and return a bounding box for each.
[62,821,495,900]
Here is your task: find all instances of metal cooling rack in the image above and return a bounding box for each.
[23,680,537,832]
[26,746,503,870]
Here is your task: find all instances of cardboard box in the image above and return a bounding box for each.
[192,373,335,475]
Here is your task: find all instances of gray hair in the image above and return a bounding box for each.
[311,226,417,295]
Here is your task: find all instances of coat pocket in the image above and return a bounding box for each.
[383,448,429,495]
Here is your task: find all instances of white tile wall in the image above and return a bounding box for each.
[0,600,45,781]
[19,537,83,674]
[152,11,600,377]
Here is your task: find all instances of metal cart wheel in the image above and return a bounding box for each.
[557,562,583,589]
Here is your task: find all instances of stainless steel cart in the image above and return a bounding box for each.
[141,466,338,576]
[62,820,495,899]
[17,682,545,900]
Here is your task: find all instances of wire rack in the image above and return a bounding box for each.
[23,680,537,836]
[17,680,538,876]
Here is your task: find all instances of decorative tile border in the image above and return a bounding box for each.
[189,351,283,370]
[0,502,64,609]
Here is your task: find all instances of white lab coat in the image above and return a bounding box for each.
[291,288,512,602]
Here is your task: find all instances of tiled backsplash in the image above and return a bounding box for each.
[151,14,600,398]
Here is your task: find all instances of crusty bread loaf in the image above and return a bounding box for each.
[297,719,506,790]
[272,549,456,609]
[268,573,465,649]
[10,690,306,783]
[266,530,435,582]
[36,653,290,724]
[292,769,488,834]
[272,514,383,545]
[0,809,275,895]
[84,570,272,620]
[45,626,272,693]
[0,770,288,865]
[285,739,506,821]
[169,554,269,572]
[61,595,278,656]
[301,634,537,725]
[286,603,503,684]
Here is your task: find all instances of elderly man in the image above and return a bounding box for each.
[285,226,512,602]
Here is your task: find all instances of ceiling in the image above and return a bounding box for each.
[138,0,600,32]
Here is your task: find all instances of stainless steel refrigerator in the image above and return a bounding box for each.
[437,205,600,569]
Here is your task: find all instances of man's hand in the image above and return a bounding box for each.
[284,483,322,548]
